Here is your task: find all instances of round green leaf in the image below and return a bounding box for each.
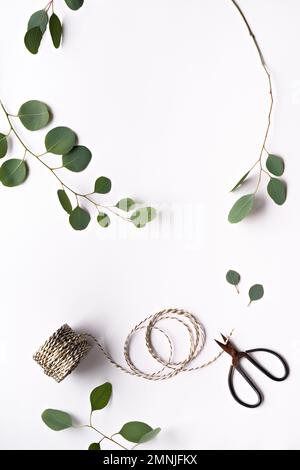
[57,189,72,214]
[119,422,153,443]
[63,146,92,172]
[69,206,90,230]
[90,382,112,412]
[0,133,8,158]
[28,10,48,33]
[42,409,72,431]
[266,154,284,177]
[228,194,254,224]
[267,178,287,205]
[18,100,50,131]
[0,159,28,187]
[226,270,240,286]
[24,27,43,54]
[249,284,264,303]
[130,207,156,227]
[139,427,161,444]
[94,176,111,194]
[45,127,76,155]
[64,0,84,10]
[49,13,62,49]
[230,170,250,192]
[97,212,110,228]
[115,198,135,211]
[88,442,101,450]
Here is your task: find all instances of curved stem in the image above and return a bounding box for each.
[86,415,128,450]
[0,100,132,223]
[229,0,274,190]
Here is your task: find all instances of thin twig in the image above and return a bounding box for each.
[229,0,274,191]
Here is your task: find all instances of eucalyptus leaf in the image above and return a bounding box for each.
[45,127,76,155]
[119,422,153,444]
[230,170,250,192]
[94,176,111,194]
[130,207,156,227]
[88,442,101,450]
[115,198,135,211]
[226,270,240,286]
[62,145,92,172]
[267,178,287,205]
[42,409,72,431]
[0,159,28,187]
[97,212,110,228]
[18,100,50,131]
[57,189,72,214]
[138,427,161,444]
[69,206,90,230]
[90,382,112,412]
[49,13,62,49]
[248,284,264,304]
[228,194,254,224]
[0,133,8,158]
[24,27,43,54]
[266,154,284,177]
[64,0,84,10]
[28,10,49,33]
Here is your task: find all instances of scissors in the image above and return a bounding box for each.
[215,334,289,408]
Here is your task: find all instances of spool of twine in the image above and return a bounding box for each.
[33,324,91,383]
[34,308,232,383]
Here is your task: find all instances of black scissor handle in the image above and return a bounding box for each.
[245,348,289,381]
[228,364,263,408]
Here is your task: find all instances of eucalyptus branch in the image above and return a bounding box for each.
[228,0,286,223]
[0,99,156,231]
[42,382,161,450]
[24,0,84,54]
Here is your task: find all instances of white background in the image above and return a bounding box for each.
[0,0,299,450]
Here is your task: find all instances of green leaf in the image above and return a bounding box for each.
[267,178,287,205]
[266,154,284,177]
[139,427,161,444]
[0,159,28,187]
[230,171,250,192]
[69,206,90,230]
[226,270,240,286]
[28,10,49,33]
[90,382,112,412]
[94,176,111,194]
[130,207,156,227]
[18,100,50,131]
[45,127,76,155]
[64,0,84,10]
[41,409,72,431]
[119,422,153,443]
[228,194,254,224]
[249,284,264,304]
[57,189,72,214]
[0,133,8,158]
[24,27,43,54]
[62,145,92,172]
[115,198,135,211]
[97,212,110,228]
[88,442,101,450]
[49,13,62,49]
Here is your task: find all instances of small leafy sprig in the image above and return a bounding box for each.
[226,269,264,306]
[42,382,161,450]
[228,0,287,224]
[228,153,286,224]
[0,99,156,231]
[25,0,84,54]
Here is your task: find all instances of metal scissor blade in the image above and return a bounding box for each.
[215,339,233,356]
